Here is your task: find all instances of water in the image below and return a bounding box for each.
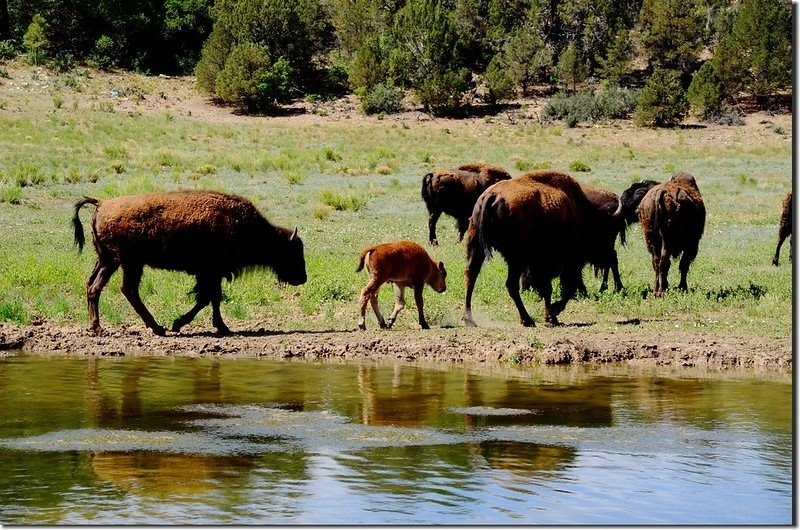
[0,355,791,524]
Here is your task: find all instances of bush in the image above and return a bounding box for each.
[417,68,470,116]
[0,40,16,60]
[92,35,119,69]
[23,14,48,66]
[215,43,277,113]
[633,68,688,127]
[359,83,405,115]
[705,106,745,126]
[541,86,638,125]
[256,58,292,105]
[482,56,516,105]
[687,61,725,120]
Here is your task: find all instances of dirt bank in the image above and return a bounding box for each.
[0,321,791,372]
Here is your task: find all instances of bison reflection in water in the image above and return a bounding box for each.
[772,190,792,266]
[463,170,622,327]
[637,172,706,296]
[72,190,307,336]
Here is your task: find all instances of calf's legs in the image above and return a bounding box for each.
[386,284,406,328]
[428,210,441,245]
[358,278,386,330]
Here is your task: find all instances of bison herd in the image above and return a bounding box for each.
[72,166,790,335]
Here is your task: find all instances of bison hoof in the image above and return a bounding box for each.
[88,326,105,337]
[430,239,438,246]
[522,319,536,327]
[151,325,166,336]
[420,323,430,330]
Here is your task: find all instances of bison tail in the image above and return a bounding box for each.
[421,172,434,205]
[472,192,499,260]
[72,196,99,253]
[356,247,375,273]
[652,188,668,239]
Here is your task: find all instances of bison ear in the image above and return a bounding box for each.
[290,227,298,241]
[438,261,446,273]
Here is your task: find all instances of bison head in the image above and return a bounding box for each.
[273,228,307,286]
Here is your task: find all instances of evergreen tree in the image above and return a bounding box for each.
[494,25,551,96]
[640,0,704,73]
[712,0,791,107]
[634,67,688,127]
[687,61,724,119]
[22,14,47,65]
[597,26,633,85]
[557,41,587,92]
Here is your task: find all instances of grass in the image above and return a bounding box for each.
[0,65,792,340]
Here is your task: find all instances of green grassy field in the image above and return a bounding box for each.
[0,70,792,340]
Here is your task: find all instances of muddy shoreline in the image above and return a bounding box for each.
[0,321,791,373]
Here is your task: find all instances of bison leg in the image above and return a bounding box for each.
[359,278,386,330]
[506,264,535,327]
[546,267,580,326]
[386,283,406,329]
[412,283,429,329]
[119,264,165,336]
[208,278,230,335]
[428,210,441,246]
[655,249,670,297]
[456,217,470,243]
[462,245,486,327]
[677,244,698,292]
[173,277,211,333]
[610,251,624,292]
[86,259,119,335]
[773,235,787,266]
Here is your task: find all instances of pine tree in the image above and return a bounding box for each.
[712,0,791,107]
[640,0,704,73]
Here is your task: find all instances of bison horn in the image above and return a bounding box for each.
[612,196,623,219]
[290,227,298,241]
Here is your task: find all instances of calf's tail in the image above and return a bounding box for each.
[72,196,99,253]
[356,246,376,272]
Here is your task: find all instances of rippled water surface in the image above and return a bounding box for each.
[0,355,791,524]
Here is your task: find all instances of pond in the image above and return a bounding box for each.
[0,354,791,525]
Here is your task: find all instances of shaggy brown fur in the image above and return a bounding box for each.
[421,163,511,245]
[580,184,628,292]
[72,190,307,336]
[356,241,446,330]
[463,170,622,327]
[772,190,792,266]
[637,172,705,296]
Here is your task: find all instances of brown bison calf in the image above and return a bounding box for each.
[72,190,307,336]
[421,163,511,245]
[772,190,792,266]
[637,172,705,296]
[356,241,446,330]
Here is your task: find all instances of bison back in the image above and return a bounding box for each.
[93,190,269,273]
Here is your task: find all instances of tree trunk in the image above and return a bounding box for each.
[0,0,9,41]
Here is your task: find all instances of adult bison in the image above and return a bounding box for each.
[421,163,511,245]
[463,170,622,327]
[772,190,792,266]
[72,190,307,336]
[637,172,705,296]
[579,180,658,292]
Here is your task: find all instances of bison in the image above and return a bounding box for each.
[463,170,622,327]
[421,163,511,245]
[619,180,659,225]
[772,190,792,266]
[72,190,307,336]
[356,240,446,330]
[637,172,705,296]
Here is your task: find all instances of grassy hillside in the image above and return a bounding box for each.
[0,63,792,339]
